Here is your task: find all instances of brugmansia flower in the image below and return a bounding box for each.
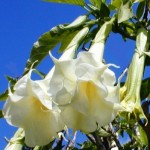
[3,70,64,147]
[3,27,89,147]
[120,27,149,122]
[48,17,122,132]
[49,51,123,132]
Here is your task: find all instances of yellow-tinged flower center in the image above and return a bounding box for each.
[31,96,49,112]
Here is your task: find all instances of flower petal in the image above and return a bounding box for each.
[3,95,63,147]
[3,70,64,147]
[62,106,97,133]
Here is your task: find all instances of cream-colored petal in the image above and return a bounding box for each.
[13,73,29,96]
[54,86,73,105]
[24,110,63,147]
[3,95,31,127]
[70,80,119,127]
[70,83,89,115]
[3,95,64,147]
[48,56,76,104]
[105,85,120,103]
[46,48,75,79]
[85,83,119,126]
[76,51,102,67]
[62,106,97,133]
[75,63,108,85]
[30,80,53,110]
[50,52,76,80]
[93,100,116,126]
[102,68,116,86]
[48,50,120,133]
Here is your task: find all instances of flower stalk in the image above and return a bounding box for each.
[89,17,115,61]
[120,27,150,123]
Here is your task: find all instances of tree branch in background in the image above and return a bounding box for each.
[92,132,106,150]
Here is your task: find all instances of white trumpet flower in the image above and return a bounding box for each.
[3,70,64,147]
[3,27,89,147]
[49,51,123,132]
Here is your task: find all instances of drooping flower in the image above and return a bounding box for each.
[49,51,123,133]
[48,18,122,132]
[3,27,89,147]
[120,27,149,123]
[3,70,64,147]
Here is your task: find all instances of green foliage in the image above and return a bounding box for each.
[0,110,3,118]
[6,75,18,86]
[123,141,133,150]
[99,2,110,18]
[79,141,97,150]
[138,124,148,147]
[43,0,85,6]
[109,0,122,9]
[0,89,8,101]
[145,56,150,66]
[140,78,150,100]
[90,0,101,8]
[24,27,84,74]
[98,128,111,137]
[136,1,145,20]
[0,76,18,101]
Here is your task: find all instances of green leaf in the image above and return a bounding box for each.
[121,21,136,38]
[118,1,133,23]
[110,0,122,9]
[145,56,150,66]
[99,2,110,18]
[136,1,145,20]
[0,89,8,101]
[140,78,150,100]
[138,124,148,146]
[90,0,101,8]
[148,0,150,10]
[6,75,18,86]
[123,141,133,150]
[0,110,3,118]
[0,76,18,101]
[80,140,97,149]
[98,128,111,137]
[43,0,85,6]
[145,31,150,66]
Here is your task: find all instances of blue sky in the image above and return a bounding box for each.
[0,0,142,149]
